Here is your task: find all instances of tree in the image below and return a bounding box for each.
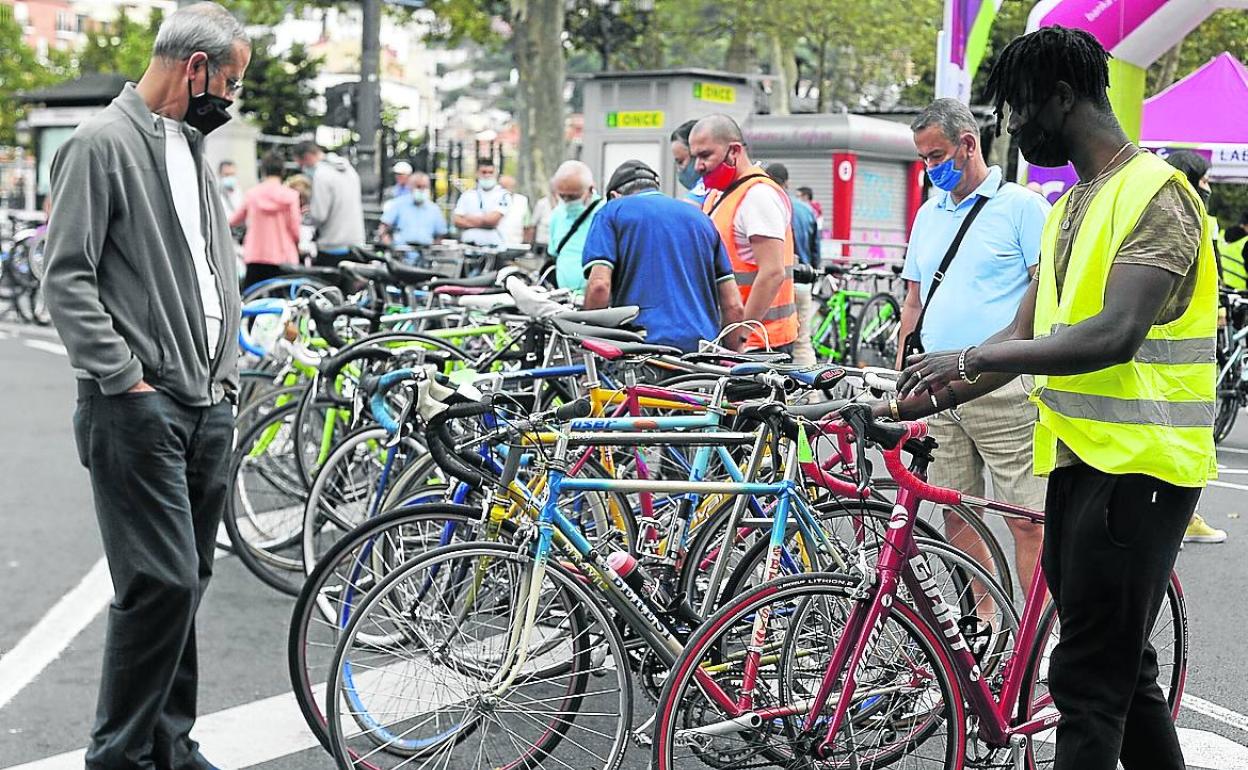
[1147,9,1248,95]
[78,9,162,80]
[238,36,325,136]
[564,0,654,71]
[0,15,75,147]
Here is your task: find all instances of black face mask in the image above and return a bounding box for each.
[184,67,232,136]
[1197,186,1212,207]
[1015,99,1070,168]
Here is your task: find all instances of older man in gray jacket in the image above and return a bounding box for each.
[42,4,248,768]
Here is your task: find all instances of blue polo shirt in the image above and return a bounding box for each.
[902,167,1050,352]
[582,190,733,352]
[381,195,448,247]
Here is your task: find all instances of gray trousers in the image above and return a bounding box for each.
[73,383,233,770]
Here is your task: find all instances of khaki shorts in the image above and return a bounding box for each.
[925,375,1047,511]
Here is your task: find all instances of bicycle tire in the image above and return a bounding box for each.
[1013,572,1188,769]
[287,503,483,761]
[325,541,633,770]
[850,291,901,368]
[224,400,313,593]
[652,571,967,770]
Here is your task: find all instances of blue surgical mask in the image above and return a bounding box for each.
[678,160,700,191]
[926,147,965,192]
[563,200,586,219]
[412,189,429,204]
[478,177,497,191]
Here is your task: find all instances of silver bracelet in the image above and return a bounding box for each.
[958,346,981,384]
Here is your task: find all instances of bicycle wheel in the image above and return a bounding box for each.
[652,572,967,770]
[1214,353,1242,443]
[325,541,632,770]
[851,292,901,368]
[287,503,484,759]
[1012,573,1188,769]
[224,400,313,593]
[301,425,427,580]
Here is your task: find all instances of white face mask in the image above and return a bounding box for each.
[478,177,497,191]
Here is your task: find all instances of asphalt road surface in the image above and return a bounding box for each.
[2,321,1247,770]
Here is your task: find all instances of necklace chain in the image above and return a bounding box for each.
[1061,141,1135,230]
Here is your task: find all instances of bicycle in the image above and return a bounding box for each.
[1214,290,1248,442]
[811,263,902,368]
[652,403,1188,770]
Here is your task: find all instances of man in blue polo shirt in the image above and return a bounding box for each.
[378,172,447,248]
[898,98,1051,594]
[582,160,743,352]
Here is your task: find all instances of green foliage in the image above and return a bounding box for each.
[564,0,654,71]
[78,9,162,80]
[0,15,76,147]
[1147,9,1248,95]
[237,36,324,137]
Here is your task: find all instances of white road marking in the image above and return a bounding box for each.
[1184,694,1248,734]
[21,339,67,356]
[1208,479,1248,493]
[1217,446,1248,456]
[0,686,322,770]
[0,559,112,710]
[1176,726,1248,768]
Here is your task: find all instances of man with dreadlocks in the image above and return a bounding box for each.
[891,26,1215,770]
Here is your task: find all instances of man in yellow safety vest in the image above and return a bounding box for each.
[892,26,1215,770]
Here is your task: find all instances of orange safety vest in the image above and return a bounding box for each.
[702,169,798,350]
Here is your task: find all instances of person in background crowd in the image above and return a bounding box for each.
[547,160,602,292]
[294,140,365,266]
[765,162,819,365]
[1164,149,1229,545]
[230,150,300,288]
[899,27,1217,770]
[582,160,743,352]
[377,172,447,249]
[42,4,249,767]
[897,97,1050,595]
[670,119,708,205]
[453,158,510,247]
[691,114,798,353]
[497,174,530,247]
[1224,210,1248,269]
[796,186,822,221]
[387,160,413,200]
[285,173,315,259]
[527,176,557,254]
[218,159,242,216]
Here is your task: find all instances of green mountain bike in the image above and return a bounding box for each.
[811,262,902,368]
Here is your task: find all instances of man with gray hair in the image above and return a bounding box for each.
[898,97,1050,594]
[42,4,249,767]
[547,160,602,291]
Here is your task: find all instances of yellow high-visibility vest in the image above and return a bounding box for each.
[1031,152,1217,488]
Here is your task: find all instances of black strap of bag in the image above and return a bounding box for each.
[902,181,1002,359]
[553,198,602,256]
[705,172,771,216]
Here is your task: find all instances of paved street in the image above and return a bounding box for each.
[1,321,1247,770]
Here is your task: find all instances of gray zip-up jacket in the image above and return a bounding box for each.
[43,84,241,406]
[308,153,365,251]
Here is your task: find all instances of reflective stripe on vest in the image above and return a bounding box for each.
[703,169,798,350]
[1031,152,1217,488]
[734,266,795,286]
[1037,389,1215,429]
[1050,324,1215,364]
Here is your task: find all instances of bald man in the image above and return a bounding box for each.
[691,114,798,353]
[548,160,603,291]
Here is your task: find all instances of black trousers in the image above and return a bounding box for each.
[241,262,286,291]
[1043,464,1198,770]
[73,384,233,770]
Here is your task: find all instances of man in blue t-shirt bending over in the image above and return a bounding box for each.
[582,160,744,352]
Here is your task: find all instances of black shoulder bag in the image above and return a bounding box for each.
[552,199,603,256]
[902,185,998,359]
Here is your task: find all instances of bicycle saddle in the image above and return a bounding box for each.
[338,261,390,281]
[580,338,682,361]
[550,317,646,343]
[553,306,640,327]
[276,264,344,279]
[730,362,847,390]
[682,350,791,366]
[385,261,441,286]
